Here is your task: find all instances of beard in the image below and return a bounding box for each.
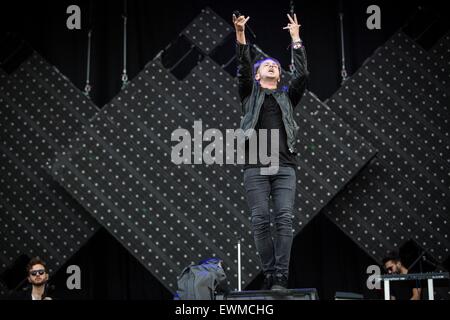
[31,279,47,287]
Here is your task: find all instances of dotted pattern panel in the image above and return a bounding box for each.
[379,34,450,139]
[388,33,449,93]
[182,7,233,55]
[0,54,100,293]
[0,282,6,296]
[430,32,450,89]
[327,160,413,258]
[324,32,450,263]
[335,71,449,192]
[51,48,375,291]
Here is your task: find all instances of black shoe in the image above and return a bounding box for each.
[261,273,274,290]
[271,274,288,290]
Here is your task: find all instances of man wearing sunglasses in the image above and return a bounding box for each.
[27,257,52,300]
[10,257,53,300]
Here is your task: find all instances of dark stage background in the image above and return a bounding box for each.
[2,0,429,106]
[1,0,448,300]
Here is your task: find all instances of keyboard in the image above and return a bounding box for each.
[377,272,449,281]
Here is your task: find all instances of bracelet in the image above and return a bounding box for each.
[292,40,303,49]
[287,39,303,50]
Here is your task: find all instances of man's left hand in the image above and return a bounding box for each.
[283,13,301,42]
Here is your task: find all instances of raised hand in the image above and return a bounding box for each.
[232,14,250,33]
[283,13,301,42]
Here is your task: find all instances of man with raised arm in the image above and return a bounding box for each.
[233,12,309,290]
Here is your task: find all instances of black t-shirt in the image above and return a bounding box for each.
[243,90,297,169]
[390,280,421,300]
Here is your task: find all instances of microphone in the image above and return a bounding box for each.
[232,10,241,18]
[232,10,257,39]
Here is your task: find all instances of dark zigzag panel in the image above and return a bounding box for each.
[181,7,233,55]
[324,32,450,265]
[430,32,450,88]
[0,53,100,295]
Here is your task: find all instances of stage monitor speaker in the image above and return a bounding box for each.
[334,291,364,300]
[223,288,319,300]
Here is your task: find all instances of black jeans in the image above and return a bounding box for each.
[243,166,296,277]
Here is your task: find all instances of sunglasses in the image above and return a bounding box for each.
[29,269,46,276]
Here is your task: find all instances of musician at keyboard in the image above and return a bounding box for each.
[382,251,422,300]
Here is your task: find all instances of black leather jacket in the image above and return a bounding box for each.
[236,42,309,153]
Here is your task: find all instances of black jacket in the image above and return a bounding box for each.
[236,42,309,153]
[6,285,54,300]
[7,287,33,300]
